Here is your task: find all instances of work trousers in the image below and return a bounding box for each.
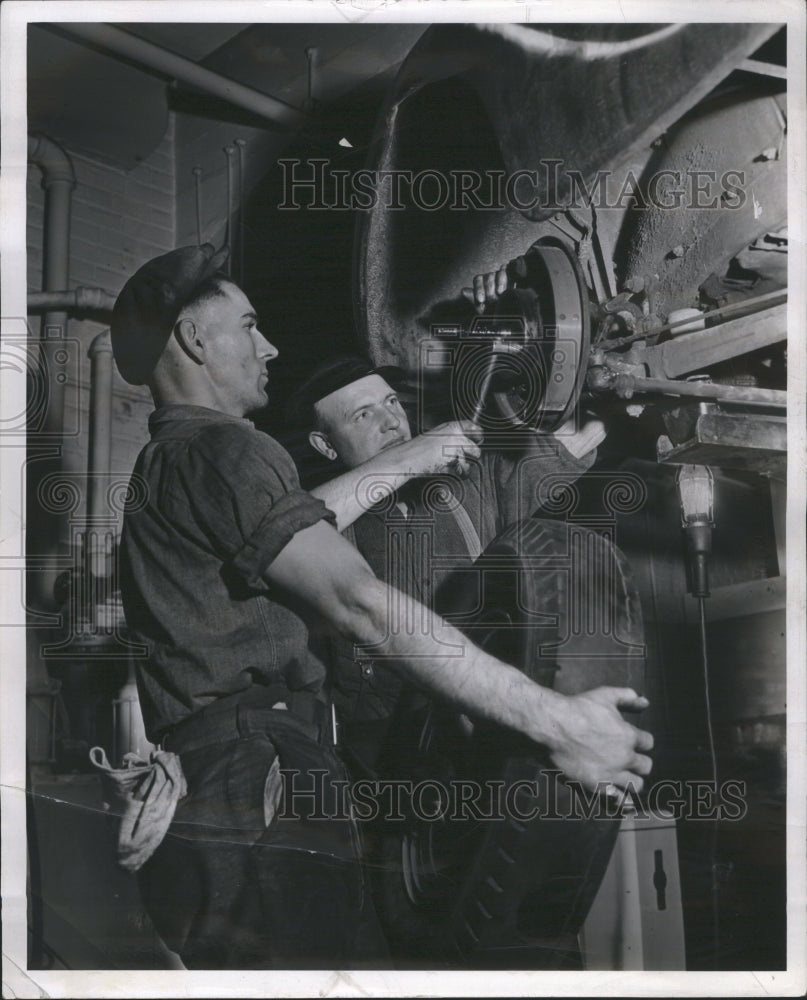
[137,687,390,969]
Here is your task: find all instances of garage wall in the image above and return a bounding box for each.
[26,118,177,526]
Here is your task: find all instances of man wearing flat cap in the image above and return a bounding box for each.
[110,244,653,969]
[288,355,621,774]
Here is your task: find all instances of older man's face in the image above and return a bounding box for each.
[180,281,277,417]
[313,374,411,468]
[187,281,277,417]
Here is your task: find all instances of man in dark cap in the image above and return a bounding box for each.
[288,355,609,771]
[111,245,653,969]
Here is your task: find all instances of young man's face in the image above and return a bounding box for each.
[192,281,278,416]
[311,374,411,468]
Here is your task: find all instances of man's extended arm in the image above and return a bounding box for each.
[265,518,653,792]
[309,421,481,532]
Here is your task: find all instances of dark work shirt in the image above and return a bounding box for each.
[332,435,593,725]
[120,405,335,742]
[347,434,593,601]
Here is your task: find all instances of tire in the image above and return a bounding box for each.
[371,517,645,963]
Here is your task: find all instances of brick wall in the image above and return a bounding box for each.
[27,117,177,527]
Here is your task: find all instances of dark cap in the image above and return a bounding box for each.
[111,243,229,384]
[286,354,403,429]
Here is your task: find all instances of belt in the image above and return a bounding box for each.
[161,684,331,755]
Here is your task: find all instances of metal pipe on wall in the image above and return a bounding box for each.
[55,23,308,129]
[28,134,76,433]
[27,288,117,314]
[87,331,114,580]
[27,133,76,608]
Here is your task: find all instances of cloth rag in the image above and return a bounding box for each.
[89,746,187,873]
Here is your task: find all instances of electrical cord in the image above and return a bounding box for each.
[697,594,720,969]
[677,464,720,968]
[698,596,719,795]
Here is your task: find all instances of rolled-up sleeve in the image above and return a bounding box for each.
[230,489,333,588]
[171,422,335,589]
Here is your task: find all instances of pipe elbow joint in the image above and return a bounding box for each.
[28,133,77,189]
[88,328,113,359]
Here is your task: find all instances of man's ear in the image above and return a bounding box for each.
[309,429,338,462]
[174,317,205,365]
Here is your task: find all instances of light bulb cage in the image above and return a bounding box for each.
[675,464,715,527]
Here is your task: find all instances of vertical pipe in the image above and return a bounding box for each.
[28,134,76,435]
[87,330,114,579]
[87,328,154,765]
[192,166,203,245]
[234,138,246,286]
[27,134,76,609]
[223,146,235,275]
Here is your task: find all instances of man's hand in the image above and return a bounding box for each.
[540,686,654,793]
[310,421,481,531]
[390,421,482,478]
[461,258,523,313]
[463,262,609,460]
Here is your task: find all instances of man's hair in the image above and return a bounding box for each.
[180,275,230,317]
[310,398,329,434]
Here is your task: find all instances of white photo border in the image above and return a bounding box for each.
[2,1,804,996]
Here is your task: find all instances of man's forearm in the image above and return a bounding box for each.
[348,581,561,746]
[339,572,652,791]
[310,464,412,532]
[265,520,652,790]
[309,424,481,531]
